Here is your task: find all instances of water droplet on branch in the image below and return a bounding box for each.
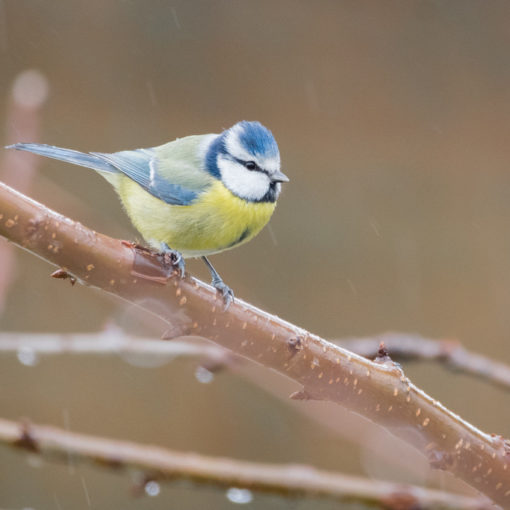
[226,487,253,504]
[17,346,38,366]
[195,366,214,384]
[144,480,160,497]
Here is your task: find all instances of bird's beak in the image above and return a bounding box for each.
[271,171,290,183]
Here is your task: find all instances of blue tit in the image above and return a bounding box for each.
[7,120,289,307]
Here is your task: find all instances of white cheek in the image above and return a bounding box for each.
[218,157,270,201]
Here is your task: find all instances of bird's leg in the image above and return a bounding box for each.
[201,256,234,310]
[160,243,186,278]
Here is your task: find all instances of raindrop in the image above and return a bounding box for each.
[266,224,278,246]
[17,346,39,366]
[171,7,181,29]
[146,80,157,106]
[144,481,160,497]
[195,365,214,384]
[226,487,253,504]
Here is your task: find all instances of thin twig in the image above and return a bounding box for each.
[3,331,510,394]
[338,333,510,393]
[0,417,489,509]
[0,182,509,506]
[0,331,226,358]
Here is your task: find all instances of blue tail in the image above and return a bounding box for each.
[5,143,118,174]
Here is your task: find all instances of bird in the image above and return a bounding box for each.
[7,120,289,308]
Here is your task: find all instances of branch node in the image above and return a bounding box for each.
[374,341,391,363]
[94,455,123,470]
[161,325,191,340]
[490,434,510,456]
[51,268,76,285]
[13,420,39,452]
[427,450,455,471]
[374,341,408,381]
[287,335,304,357]
[381,490,419,510]
[199,351,236,373]
[289,389,320,401]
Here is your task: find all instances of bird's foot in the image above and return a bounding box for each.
[160,243,185,278]
[201,256,234,310]
[211,276,234,311]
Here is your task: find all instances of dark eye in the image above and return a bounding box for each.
[245,161,257,170]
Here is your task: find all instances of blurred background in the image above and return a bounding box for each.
[1,0,510,508]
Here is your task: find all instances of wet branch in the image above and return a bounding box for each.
[0,332,228,361]
[0,417,489,509]
[338,333,510,393]
[0,181,509,507]
[3,331,510,393]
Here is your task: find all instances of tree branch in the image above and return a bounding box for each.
[0,417,489,509]
[338,333,510,393]
[0,332,227,360]
[0,181,509,507]
[3,331,510,393]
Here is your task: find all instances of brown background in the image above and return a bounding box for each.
[1,1,510,508]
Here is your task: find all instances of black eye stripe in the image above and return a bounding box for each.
[232,156,269,175]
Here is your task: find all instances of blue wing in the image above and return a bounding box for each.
[93,148,200,206]
[8,135,217,207]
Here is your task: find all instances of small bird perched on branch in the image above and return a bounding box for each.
[7,120,289,308]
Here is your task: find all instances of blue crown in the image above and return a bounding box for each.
[236,121,279,159]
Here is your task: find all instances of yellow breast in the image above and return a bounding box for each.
[118,178,277,257]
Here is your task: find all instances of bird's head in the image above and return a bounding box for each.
[206,121,289,202]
